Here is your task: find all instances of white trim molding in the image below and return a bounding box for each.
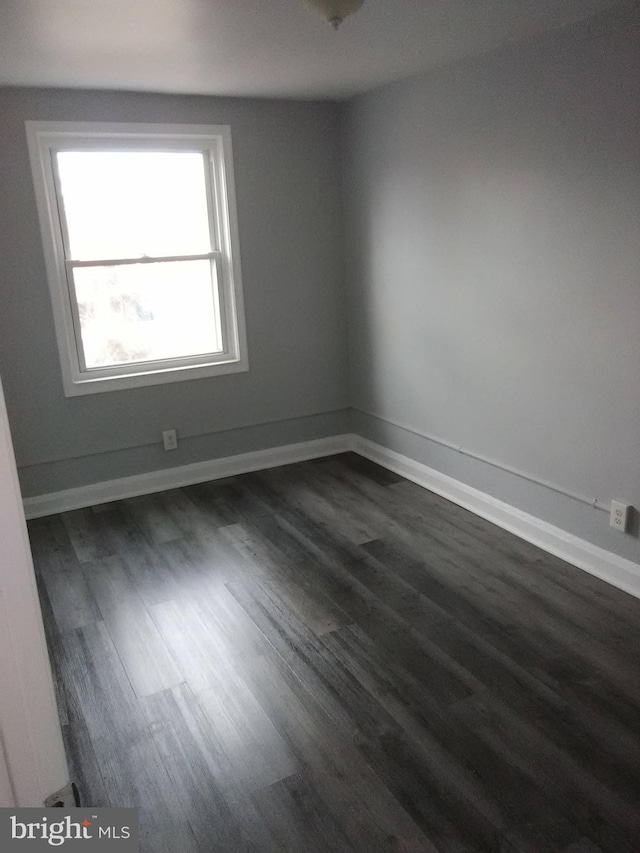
[0,377,69,806]
[352,435,640,601]
[25,121,248,396]
[352,406,610,514]
[22,429,640,601]
[23,434,354,519]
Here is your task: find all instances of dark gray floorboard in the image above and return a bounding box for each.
[58,622,185,839]
[320,625,556,826]
[30,516,103,632]
[122,494,183,544]
[141,822,202,853]
[140,685,281,851]
[452,691,640,851]
[96,506,185,606]
[32,454,640,852]
[60,508,114,562]
[239,643,436,852]
[265,462,380,545]
[253,770,356,853]
[85,557,184,697]
[333,451,406,487]
[220,522,354,635]
[392,478,640,627]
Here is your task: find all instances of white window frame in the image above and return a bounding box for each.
[26,121,249,396]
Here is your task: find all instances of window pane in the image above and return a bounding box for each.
[56,151,212,260]
[73,260,222,369]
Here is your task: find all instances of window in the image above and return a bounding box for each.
[26,122,248,396]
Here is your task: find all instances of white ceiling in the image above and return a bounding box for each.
[0,0,621,101]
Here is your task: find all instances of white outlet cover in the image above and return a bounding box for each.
[610,500,630,531]
[162,429,178,451]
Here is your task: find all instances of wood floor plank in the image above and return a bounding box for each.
[452,691,640,851]
[294,458,409,540]
[140,685,282,851]
[426,618,640,795]
[156,489,252,577]
[34,573,70,725]
[392,478,640,632]
[149,585,299,793]
[60,508,114,562]
[183,480,245,528]
[227,579,516,850]
[314,456,633,693]
[34,453,640,852]
[195,683,298,791]
[150,584,265,695]
[58,622,186,840]
[154,488,212,538]
[500,816,603,853]
[223,485,481,705]
[96,505,185,606]
[322,624,556,825]
[312,458,638,665]
[406,512,640,660]
[328,451,406,486]
[57,619,145,743]
[239,640,438,852]
[98,732,187,844]
[362,537,640,732]
[156,534,241,598]
[60,716,109,809]
[220,521,353,635]
[85,556,184,697]
[30,518,102,632]
[140,821,202,853]
[29,514,77,571]
[253,771,356,853]
[122,494,183,544]
[266,462,380,545]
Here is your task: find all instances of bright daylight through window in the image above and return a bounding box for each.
[26,122,248,396]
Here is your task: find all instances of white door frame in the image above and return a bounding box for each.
[0,375,69,805]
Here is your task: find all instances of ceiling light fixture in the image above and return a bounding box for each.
[303,0,365,30]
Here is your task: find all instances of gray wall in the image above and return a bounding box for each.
[343,3,640,562]
[0,88,349,496]
[2,5,639,567]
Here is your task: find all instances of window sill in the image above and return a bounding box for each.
[61,356,249,397]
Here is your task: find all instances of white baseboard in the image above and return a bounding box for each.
[23,429,640,600]
[353,435,640,600]
[23,434,354,520]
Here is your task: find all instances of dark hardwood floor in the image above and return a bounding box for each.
[29,453,640,852]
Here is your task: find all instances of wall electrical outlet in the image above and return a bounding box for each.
[162,429,178,451]
[610,501,630,532]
